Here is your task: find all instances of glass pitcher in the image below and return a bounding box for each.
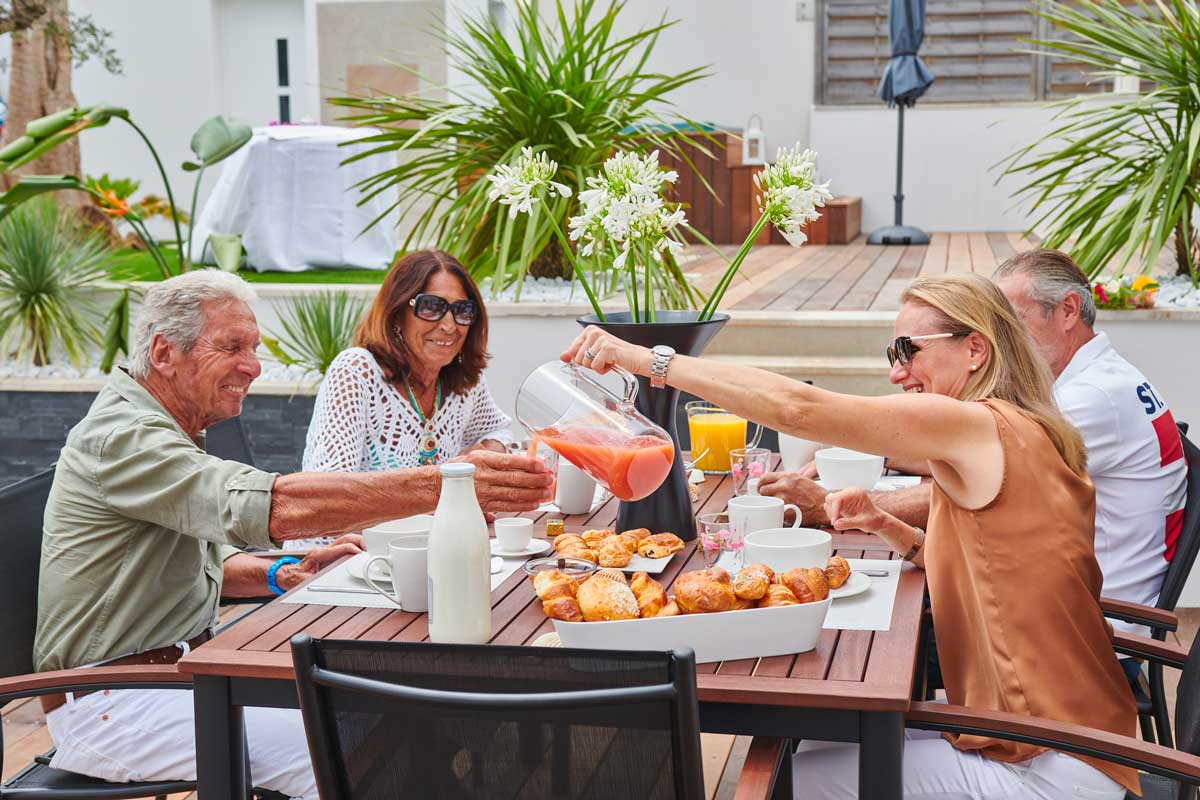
[515,361,675,502]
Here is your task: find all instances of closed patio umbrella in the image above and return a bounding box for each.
[867,0,934,246]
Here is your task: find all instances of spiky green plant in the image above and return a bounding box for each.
[330,0,713,284]
[263,291,368,376]
[0,198,114,368]
[1003,0,1200,283]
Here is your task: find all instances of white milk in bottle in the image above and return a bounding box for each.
[427,462,492,643]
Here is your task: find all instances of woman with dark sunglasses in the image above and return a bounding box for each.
[286,250,514,550]
[564,273,1136,800]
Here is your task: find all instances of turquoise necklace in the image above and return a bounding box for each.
[405,378,443,465]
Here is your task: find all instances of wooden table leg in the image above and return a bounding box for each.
[859,711,904,800]
[194,674,251,800]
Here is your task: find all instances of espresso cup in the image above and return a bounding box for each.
[744,527,833,572]
[363,514,434,559]
[555,460,596,515]
[727,495,802,533]
[365,534,428,611]
[494,517,534,552]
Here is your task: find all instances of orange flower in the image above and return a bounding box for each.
[94,186,131,217]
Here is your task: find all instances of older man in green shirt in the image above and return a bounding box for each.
[36,271,551,798]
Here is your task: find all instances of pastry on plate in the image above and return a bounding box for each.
[637,532,685,559]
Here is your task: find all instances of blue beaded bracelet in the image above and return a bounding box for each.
[266,556,301,595]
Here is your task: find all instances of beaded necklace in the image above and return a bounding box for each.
[405,378,443,465]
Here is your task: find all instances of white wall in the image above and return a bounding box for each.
[811,103,1059,233]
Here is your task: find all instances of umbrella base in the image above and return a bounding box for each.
[867,224,930,246]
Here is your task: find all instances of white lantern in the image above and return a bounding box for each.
[742,114,766,165]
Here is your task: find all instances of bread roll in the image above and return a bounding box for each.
[593,568,628,584]
[558,547,598,564]
[531,569,578,602]
[577,574,639,621]
[637,532,685,559]
[825,555,852,589]
[612,532,639,554]
[596,539,633,568]
[674,568,735,614]
[630,571,667,617]
[781,567,830,603]
[732,564,774,600]
[731,596,757,611]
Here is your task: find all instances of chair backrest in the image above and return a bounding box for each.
[290,636,705,800]
[0,468,55,680]
[1175,628,1200,773]
[1159,429,1200,612]
[205,416,256,467]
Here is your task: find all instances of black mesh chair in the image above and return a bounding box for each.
[0,468,195,800]
[1103,427,1200,747]
[908,629,1200,800]
[290,635,705,800]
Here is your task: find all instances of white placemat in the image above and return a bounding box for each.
[815,475,923,492]
[822,559,901,631]
[283,552,526,608]
[536,485,610,515]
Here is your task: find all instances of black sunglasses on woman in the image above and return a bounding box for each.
[409,293,478,326]
[886,332,969,367]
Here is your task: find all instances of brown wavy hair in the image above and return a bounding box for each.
[353,250,489,396]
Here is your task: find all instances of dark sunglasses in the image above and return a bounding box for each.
[409,293,478,326]
[886,332,968,367]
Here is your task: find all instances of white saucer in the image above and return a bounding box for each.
[490,538,552,558]
[348,557,390,583]
[829,570,871,600]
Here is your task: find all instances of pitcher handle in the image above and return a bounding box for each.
[569,362,639,405]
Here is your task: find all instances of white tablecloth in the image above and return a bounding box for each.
[190,125,398,272]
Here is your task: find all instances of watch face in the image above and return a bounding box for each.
[653,345,675,357]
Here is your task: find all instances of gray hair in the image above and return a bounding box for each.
[993,248,1096,328]
[128,270,258,378]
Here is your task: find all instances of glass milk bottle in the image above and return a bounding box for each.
[427,462,492,644]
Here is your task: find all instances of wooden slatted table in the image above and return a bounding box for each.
[180,463,926,799]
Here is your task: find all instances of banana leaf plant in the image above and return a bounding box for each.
[0,107,253,369]
[1002,0,1200,284]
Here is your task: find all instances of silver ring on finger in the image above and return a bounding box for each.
[584,348,597,360]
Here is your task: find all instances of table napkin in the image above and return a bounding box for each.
[822,559,901,631]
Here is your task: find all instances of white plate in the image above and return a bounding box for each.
[490,538,553,558]
[617,552,677,574]
[347,557,390,583]
[829,570,871,600]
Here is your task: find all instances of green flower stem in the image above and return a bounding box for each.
[126,216,173,280]
[493,212,516,298]
[545,213,605,321]
[643,245,655,323]
[184,164,207,270]
[118,117,185,261]
[700,212,769,321]
[514,203,542,302]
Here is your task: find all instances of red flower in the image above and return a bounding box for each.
[1093,283,1109,305]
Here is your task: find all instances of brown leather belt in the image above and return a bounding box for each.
[40,631,211,714]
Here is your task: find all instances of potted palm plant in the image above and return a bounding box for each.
[489,145,831,538]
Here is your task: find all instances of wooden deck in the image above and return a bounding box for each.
[688,231,1045,314]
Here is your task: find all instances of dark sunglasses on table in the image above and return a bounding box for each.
[886,332,969,367]
[409,293,478,326]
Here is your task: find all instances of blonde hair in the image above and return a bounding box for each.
[900,273,1087,475]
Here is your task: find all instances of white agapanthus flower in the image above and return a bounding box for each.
[754,145,833,247]
[487,147,572,218]
[567,150,686,269]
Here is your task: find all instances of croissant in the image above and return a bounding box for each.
[532,569,578,602]
[620,528,653,543]
[637,532,685,559]
[542,595,584,621]
[629,571,667,617]
[581,528,615,547]
[731,596,757,611]
[825,555,852,589]
[758,584,799,608]
[596,539,633,568]
[732,563,774,600]
[593,568,628,584]
[558,547,598,564]
[612,532,639,554]
[577,573,639,621]
[553,533,586,552]
[656,599,681,617]
[674,568,735,614]
[781,567,830,604]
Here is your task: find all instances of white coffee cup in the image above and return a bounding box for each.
[363,514,434,559]
[727,495,802,533]
[494,517,534,552]
[778,433,824,473]
[815,448,885,492]
[744,527,832,572]
[365,534,429,611]
[555,460,596,515]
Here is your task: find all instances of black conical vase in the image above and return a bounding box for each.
[578,310,730,542]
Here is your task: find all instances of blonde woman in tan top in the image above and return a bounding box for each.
[563,273,1137,799]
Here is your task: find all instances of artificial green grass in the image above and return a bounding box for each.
[106,249,390,284]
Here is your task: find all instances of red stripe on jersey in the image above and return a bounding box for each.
[1152,410,1184,468]
[1164,508,1184,562]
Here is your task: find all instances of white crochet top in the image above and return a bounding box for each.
[284,347,514,551]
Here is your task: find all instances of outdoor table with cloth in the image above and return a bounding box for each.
[178,456,926,799]
[189,125,398,272]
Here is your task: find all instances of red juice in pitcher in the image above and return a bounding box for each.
[535,426,674,501]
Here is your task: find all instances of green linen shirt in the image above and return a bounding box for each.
[34,368,278,672]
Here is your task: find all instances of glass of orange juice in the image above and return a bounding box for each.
[686,401,761,474]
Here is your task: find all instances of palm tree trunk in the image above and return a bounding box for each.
[1,0,82,206]
[1175,200,1196,279]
